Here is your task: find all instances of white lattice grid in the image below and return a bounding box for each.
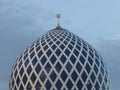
[9,28,109,90]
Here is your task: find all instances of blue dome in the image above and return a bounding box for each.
[9,27,109,90]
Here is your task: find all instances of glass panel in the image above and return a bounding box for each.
[30,52,35,59]
[98,73,103,84]
[45,63,51,73]
[48,41,53,46]
[43,45,48,51]
[70,55,76,64]
[95,58,100,67]
[40,71,46,83]
[85,63,91,74]
[24,59,29,67]
[18,60,22,69]
[61,70,67,82]
[46,49,52,57]
[45,80,52,89]
[30,72,36,84]
[51,44,57,50]
[86,81,92,90]
[32,57,38,66]
[65,49,70,56]
[95,81,100,90]
[50,54,56,64]
[66,79,73,90]
[88,56,93,65]
[79,55,85,65]
[89,51,94,58]
[66,62,72,73]
[55,79,62,89]
[36,46,40,52]
[82,50,87,57]
[71,71,78,82]
[60,44,65,50]
[60,55,67,64]
[14,69,18,78]
[68,44,73,50]
[27,82,32,89]
[76,45,81,51]
[22,74,27,85]
[74,49,79,57]
[35,81,41,89]
[20,67,24,77]
[30,47,34,53]
[27,65,32,75]
[16,76,20,86]
[81,71,87,82]
[40,56,47,65]
[56,41,60,45]
[70,41,75,46]
[19,84,24,90]
[90,72,96,83]
[50,70,57,82]
[55,49,61,56]
[76,62,82,73]
[63,41,68,45]
[77,80,83,89]
[24,53,28,60]
[94,64,99,75]
[35,64,41,74]
[38,50,43,58]
[55,62,62,73]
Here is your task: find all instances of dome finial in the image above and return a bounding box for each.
[56,14,61,28]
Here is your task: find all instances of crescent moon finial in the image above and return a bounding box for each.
[56,14,61,28]
[56,14,61,19]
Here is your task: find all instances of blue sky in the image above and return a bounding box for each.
[0,0,120,89]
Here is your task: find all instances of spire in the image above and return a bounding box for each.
[56,14,61,28]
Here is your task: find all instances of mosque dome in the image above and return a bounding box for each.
[9,27,109,90]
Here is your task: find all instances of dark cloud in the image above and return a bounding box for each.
[94,39,120,90]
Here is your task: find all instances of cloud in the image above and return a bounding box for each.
[94,39,120,90]
[0,0,54,89]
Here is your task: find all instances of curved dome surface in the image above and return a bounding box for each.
[9,27,109,90]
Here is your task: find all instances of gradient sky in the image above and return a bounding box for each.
[0,0,120,89]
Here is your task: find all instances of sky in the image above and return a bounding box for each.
[0,0,120,89]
